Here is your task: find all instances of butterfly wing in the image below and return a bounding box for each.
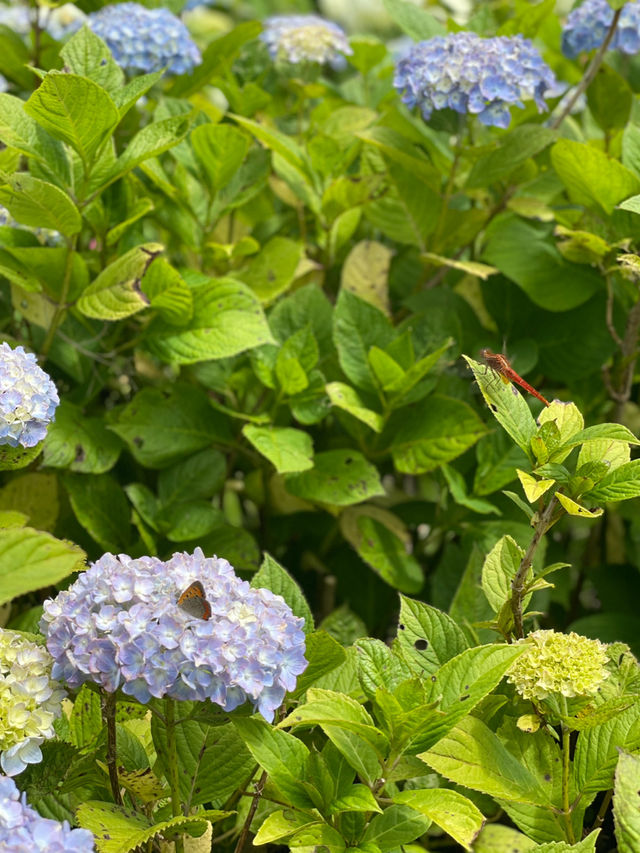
[177,581,212,620]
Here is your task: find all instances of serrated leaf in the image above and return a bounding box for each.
[556,492,603,518]
[326,382,383,432]
[341,240,392,316]
[583,459,640,502]
[290,631,346,697]
[517,470,555,502]
[77,243,162,320]
[243,424,314,473]
[285,449,384,506]
[253,809,317,845]
[0,172,80,237]
[251,553,314,634]
[614,750,640,852]
[140,256,193,324]
[43,401,122,474]
[64,473,131,552]
[0,526,85,604]
[394,788,484,850]
[396,596,469,675]
[481,534,527,615]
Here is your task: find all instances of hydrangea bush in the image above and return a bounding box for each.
[0,0,640,851]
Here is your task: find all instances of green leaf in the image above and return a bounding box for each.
[574,705,640,798]
[0,173,80,237]
[467,125,556,188]
[0,526,85,604]
[481,535,527,615]
[587,63,632,133]
[330,784,382,815]
[114,71,164,118]
[106,115,192,186]
[333,289,394,393]
[583,459,640,503]
[151,713,254,806]
[394,788,484,850]
[341,510,423,593]
[386,394,486,474]
[64,473,131,552]
[191,123,250,191]
[341,240,392,316]
[285,449,384,506]
[251,553,314,634]
[289,822,347,851]
[254,810,318,845]
[140,256,193,324]
[396,596,469,676]
[43,401,122,473]
[233,717,315,809]
[236,236,304,304]
[24,72,119,169]
[76,801,230,853]
[146,277,274,364]
[232,113,316,190]
[59,26,124,94]
[362,803,432,848]
[158,448,226,506]
[481,216,600,311]
[110,384,232,469]
[243,424,314,474]
[614,750,640,853]
[290,631,346,697]
[381,0,445,39]
[326,382,383,432]
[529,832,600,852]
[77,243,162,320]
[555,423,640,452]
[106,197,155,248]
[69,685,102,749]
[0,93,68,180]
[441,464,500,515]
[551,139,640,215]
[420,716,549,806]
[464,355,537,455]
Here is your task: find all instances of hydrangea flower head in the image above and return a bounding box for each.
[562,0,640,58]
[508,629,609,701]
[0,630,66,776]
[86,2,201,75]
[0,774,94,851]
[41,548,308,721]
[261,14,353,67]
[0,343,59,448]
[394,32,558,128]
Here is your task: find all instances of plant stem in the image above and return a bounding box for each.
[511,496,558,639]
[551,8,622,129]
[591,788,613,832]
[102,691,123,806]
[560,698,576,844]
[602,294,640,422]
[40,236,77,363]
[164,698,185,853]
[233,769,267,853]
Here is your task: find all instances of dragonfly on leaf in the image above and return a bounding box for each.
[480,348,550,407]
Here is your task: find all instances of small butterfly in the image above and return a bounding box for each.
[177,581,212,621]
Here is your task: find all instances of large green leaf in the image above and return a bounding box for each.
[251,552,315,634]
[0,93,68,181]
[614,750,640,853]
[243,424,314,473]
[285,449,384,506]
[64,473,131,552]
[396,596,469,675]
[43,401,122,473]
[77,243,162,320]
[333,287,394,392]
[0,173,80,237]
[146,278,274,364]
[191,123,250,191]
[0,526,85,604]
[394,788,484,850]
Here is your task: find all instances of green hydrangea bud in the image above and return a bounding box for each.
[0,629,66,775]
[507,629,609,701]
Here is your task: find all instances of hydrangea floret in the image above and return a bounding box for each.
[562,0,640,58]
[0,630,66,776]
[41,548,308,721]
[394,32,558,128]
[261,14,353,67]
[0,774,94,851]
[0,342,59,449]
[86,2,201,75]
[508,629,609,701]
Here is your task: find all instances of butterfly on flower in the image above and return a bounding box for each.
[177,581,211,620]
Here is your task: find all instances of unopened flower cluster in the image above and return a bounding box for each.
[562,0,640,59]
[0,774,94,851]
[86,2,201,75]
[0,630,66,776]
[0,343,59,449]
[261,14,352,67]
[0,205,62,248]
[508,629,609,701]
[42,548,308,720]
[394,32,557,128]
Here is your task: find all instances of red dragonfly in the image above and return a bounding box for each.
[480,348,550,407]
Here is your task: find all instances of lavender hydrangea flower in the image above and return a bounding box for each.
[86,2,201,75]
[41,548,308,721]
[261,14,353,68]
[0,774,94,851]
[0,343,59,448]
[562,0,640,58]
[0,630,67,777]
[394,32,558,129]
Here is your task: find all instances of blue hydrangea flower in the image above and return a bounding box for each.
[0,774,94,851]
[0,630,67,777]
[41,548,308,721]
[261,14,353,67]
[562,0,640,58]
[394,32,558,128]
[0,343,59,448]
[86,2,201,75]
